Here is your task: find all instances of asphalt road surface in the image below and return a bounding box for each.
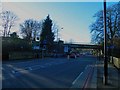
[2,56,97,88]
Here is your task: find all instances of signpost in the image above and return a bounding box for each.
[64,45,71,59]
[41,39,47,59]
[64,45,69,53]
[32,37,40,58]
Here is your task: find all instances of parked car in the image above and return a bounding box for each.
[70,53,76,58]
[76,53,80,57]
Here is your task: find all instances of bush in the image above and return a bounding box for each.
[112,47,120,58]
[2,37,32,60]
[9,52,34,60]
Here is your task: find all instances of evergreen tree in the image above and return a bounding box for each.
[40,15,55,53]
[10,32,19,38]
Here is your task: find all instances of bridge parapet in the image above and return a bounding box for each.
[64,44,102,49]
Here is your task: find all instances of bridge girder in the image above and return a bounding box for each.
[64,44,102,50]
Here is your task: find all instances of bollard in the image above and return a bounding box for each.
[67,55,70,60]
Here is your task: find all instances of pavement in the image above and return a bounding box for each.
[71,58,120,89]
[86,60,120,89]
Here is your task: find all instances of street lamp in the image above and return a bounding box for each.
[57,27,63,42]
[103,0,108,85]
[56,27,63,57]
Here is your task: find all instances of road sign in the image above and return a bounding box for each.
[33,46,40,50]
[64,46,68,52]
[36,36,40,42]
[43,40,47,44]
[43,45,46,50]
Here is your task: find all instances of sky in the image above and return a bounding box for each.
[1,1,118,44]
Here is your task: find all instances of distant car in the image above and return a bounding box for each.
[70,53,76,58]
[76,53,80,57]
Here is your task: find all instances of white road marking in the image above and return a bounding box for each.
[45,63,52,66]
[85,65,90,70]
[39,66,46,68]
[0,67,2,70]
[28,67,32,70]
[11,61,59,73]
[2,76,10,80]
[12,70,17,73]
[5,61,68,80]
[3,60,40,66]
[0,75,2,80]
[72,72,83,85]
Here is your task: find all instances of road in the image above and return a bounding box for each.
[2,56,97,88]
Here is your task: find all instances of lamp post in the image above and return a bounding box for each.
[57,27,63,42]
[103,0,108,85]
[56,27,63,57]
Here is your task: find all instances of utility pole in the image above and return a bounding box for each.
[103,0,108,85]
[56,29,59,58]
[57,29,58,42]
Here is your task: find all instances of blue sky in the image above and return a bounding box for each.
[1,2,117,43]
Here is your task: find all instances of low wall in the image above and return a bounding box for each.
[110,56,113,63]
[9,52,41,60]
[110,56,120,69]
[113,57,120,69]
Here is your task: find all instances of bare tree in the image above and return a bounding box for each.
[69,39,74,44]
[90,2,120,45]
[20,19,41,41]
[52,22,64,42]
[52,22,60,41]
[0,10,18,37]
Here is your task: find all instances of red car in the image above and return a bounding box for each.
[70,53,76,58]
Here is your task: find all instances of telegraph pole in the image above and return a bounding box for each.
[103,0,108,85]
